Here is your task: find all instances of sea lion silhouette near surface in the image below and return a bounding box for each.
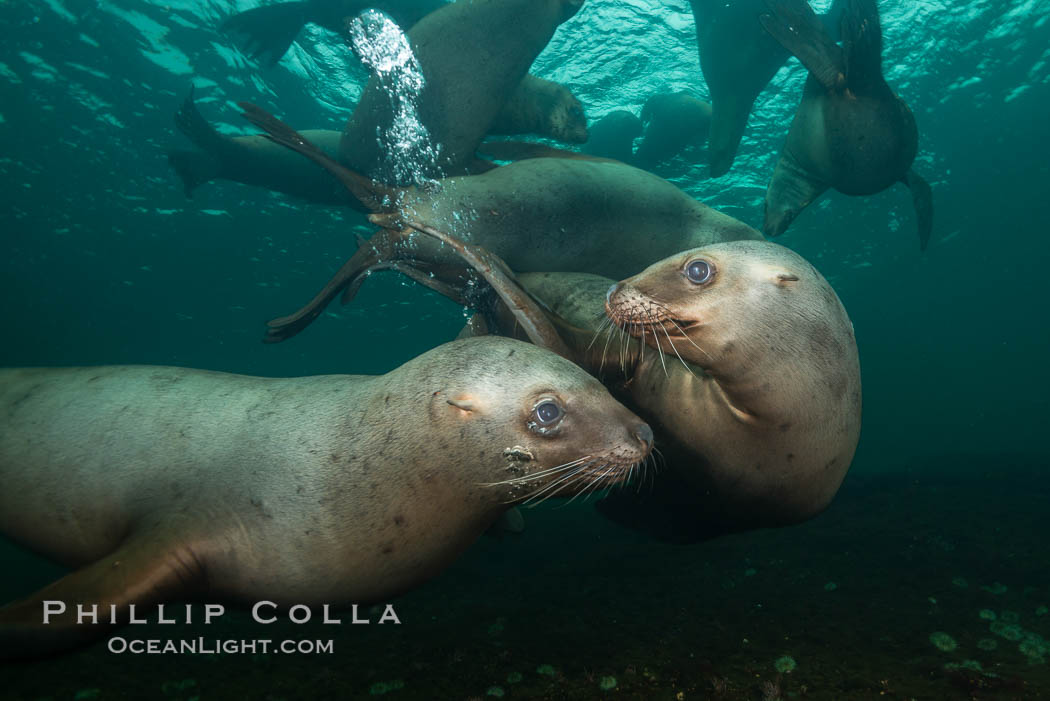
[167,72,588,202]
[634,91,712,168]
[760,0,933,248]
[0,338,651,658]
[222,0,449,66]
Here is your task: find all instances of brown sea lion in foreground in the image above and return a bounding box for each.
[760,0,933,248]
[363,224,861,542]
[0,338,651,658]
[235,104,762,342]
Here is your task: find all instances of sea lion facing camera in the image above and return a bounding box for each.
[0,338,651,658]
[350,225,861,543]
[582,109,643,163]
[634,91,712,167]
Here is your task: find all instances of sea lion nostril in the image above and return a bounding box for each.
[633,423,654,449]
[606,283,620,304]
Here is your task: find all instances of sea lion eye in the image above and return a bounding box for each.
[533,400,563,426]
[685,259,713,284]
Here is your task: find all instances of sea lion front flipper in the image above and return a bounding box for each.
[763,150,829,237]
[405,222,575,361]
[221,2,313,66]
[484,507,525,539]
[903,169,934,251]
[0,532,202,659]
[760,0,845,91]
[238,102,394,213]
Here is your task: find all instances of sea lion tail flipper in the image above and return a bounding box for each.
[839,0,884,88]
[238,102,395,213]
[166,88,226,196]
[221,2,312,66]
[760,0,845,91]
[264,229,413,343]
[0,533,201,660]
[403,221,575,361]
[903,169,934,251]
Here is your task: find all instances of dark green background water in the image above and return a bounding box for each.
[1,0,1049,698]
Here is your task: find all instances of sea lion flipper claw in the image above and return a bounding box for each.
[903,169,934,251]
[760,0,845,90]
[404,222,575,360]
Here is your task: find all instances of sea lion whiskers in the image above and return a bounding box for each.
[519,460,598,507]
[480,455,593,487]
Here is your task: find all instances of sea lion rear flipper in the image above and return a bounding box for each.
[239,102,394,213]
[265,229,414,343]
[839,0,884,88]
[0,533,202,659]
[166,88,226,197]
[903,169,934,251]
[404,222,575,361]
[221,2,312,66]
[760,0,845,91]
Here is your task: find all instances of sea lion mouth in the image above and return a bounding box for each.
[605,297,698,339]
[484,449,648,507]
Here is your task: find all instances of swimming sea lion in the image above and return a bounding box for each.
[340,0,585,183]
[487,74,588,145]
[359,225,861,542]
[167,75,587,201]
[760,0,934,248]
[235,103,763,342]
[581,109,642,163]
[634,91,711,167]
[0,337,652,658]
[688,0,842,177]
[222,0,448,66]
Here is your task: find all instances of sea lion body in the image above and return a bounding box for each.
[582,109,643,162]
[340,0,584,183]
[634,91,712,167]
[386,157,762,279]
[689,0,790,177]
[0,338,650,656]
[487,74,588,144]
[761,0,932,247]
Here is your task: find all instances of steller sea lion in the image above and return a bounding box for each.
[487,74,588,145]
[581,109,643,163]
[634,91,712,168]
[351,224,861,543]
[222,0,449,66]
[688,0,843,177]
[760,0,934,248]
[167,73,587,202]
[234,104,763,342]
[340,0,585,184]
[0,337,652,658]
